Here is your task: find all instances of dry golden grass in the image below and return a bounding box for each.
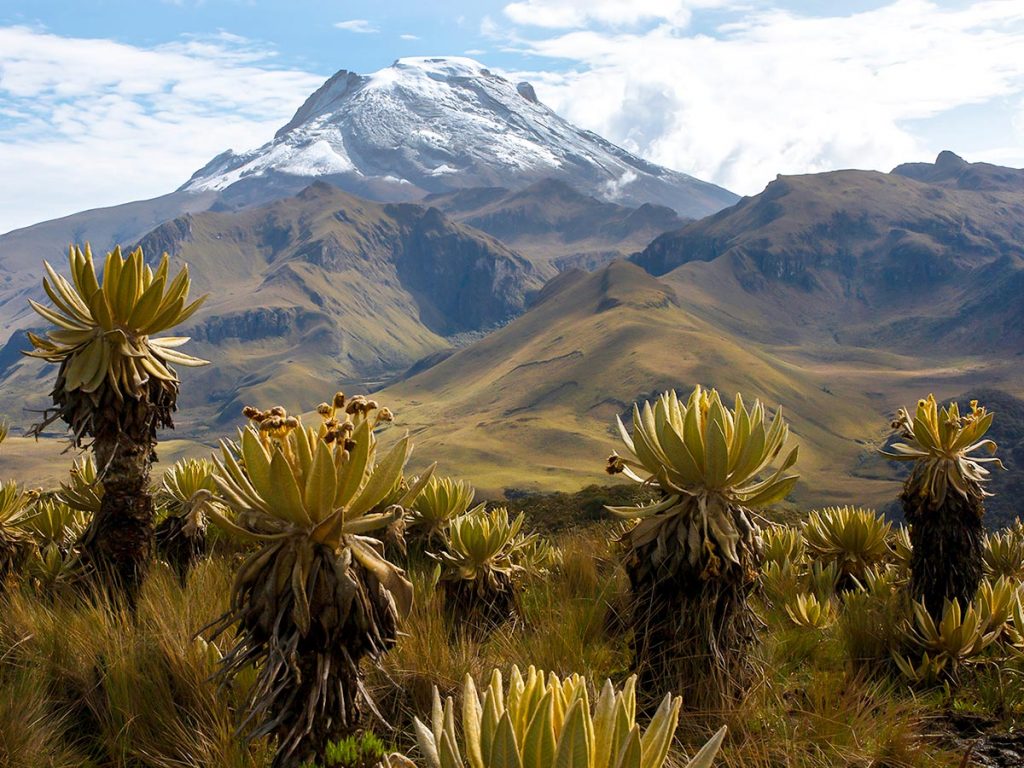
[0,525,1000,768]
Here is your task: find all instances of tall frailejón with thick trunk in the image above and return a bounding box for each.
[24,245,207,599]
[605,385,799,711]
[881,395,1005,619]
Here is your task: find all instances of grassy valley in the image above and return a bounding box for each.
[380,259,1021,519]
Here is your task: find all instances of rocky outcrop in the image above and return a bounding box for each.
[516,81,539,103]
[893,151,1024,193]
[188,307,329,344]
[388,204,538,334]
[133,215,195,260]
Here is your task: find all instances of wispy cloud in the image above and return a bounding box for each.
[0,26,324,233]
[502,0,1024,194]
[502,0,729,29]
[334,19,378,34]
[400,33,420,41]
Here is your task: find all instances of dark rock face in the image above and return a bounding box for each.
[135,182,540,345]
[274,70,368,140]
[516,81,539,103]
[131,215,194,261]
[387,204,535,334]
[190,307,328,344]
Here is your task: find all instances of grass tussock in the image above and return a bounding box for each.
[0,523,1002,768]
[0,559,273,768]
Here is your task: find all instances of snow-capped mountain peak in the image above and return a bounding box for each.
[182,57,737,217]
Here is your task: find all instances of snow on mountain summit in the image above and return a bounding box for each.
[182,57,737,217]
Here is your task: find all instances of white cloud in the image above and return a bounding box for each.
[480,15,501,38]
[503,0,729,29]
[503,0,1024,195]
[400,33,421,41]
[334,19,378,34]
[0,26,325,234]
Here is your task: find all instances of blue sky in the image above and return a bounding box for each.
[1,0,1023,233]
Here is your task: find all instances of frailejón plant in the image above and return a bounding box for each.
[881,395,1005,618]
[25,244,207,597]
[606,385,798,707]
[204,394,432,767]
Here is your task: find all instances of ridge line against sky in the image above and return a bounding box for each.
[1,0,1023,234]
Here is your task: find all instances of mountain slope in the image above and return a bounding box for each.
[893,149,1024,192]
[632,152,1024,353]
[379,261,903,505]
[2,183,542,431]
[380,155,1024,513]
[381,259,1023,514]
[182,57,737,218]
[424,178,687,276]
[0,191,217,319]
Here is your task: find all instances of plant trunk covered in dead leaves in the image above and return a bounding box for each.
[205,537,403,768]
[903,488,985,621]
[155,512,207,586]
[75,371,176,603]
[442,571,518,637]
[623,501,762,714]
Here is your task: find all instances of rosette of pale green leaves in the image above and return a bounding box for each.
[899,597,997,673]
[0,480,35,576]
[880,395,1004,507]
[1005,595,1024,656]
[433,507,532,595]
[974,576,1019,638]
[414,666,726,768]
[17,495,87,588]
[409,475,481,545]
[155,457,222,581]
[24,497,88,550]
[984,524,1024,580]
[158,458,218,512]
[760,525,805,568]
[606,385,798,578]
[25,244,207,402]
[23,498,85,587]
[55,455,104,515]
[888,526,912,571]
[211,412,421,542]
[785,592,835,629]
[156,457,220,536]
[803,506,891,583]
[209,407,432,631]
[432,507,552,628]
